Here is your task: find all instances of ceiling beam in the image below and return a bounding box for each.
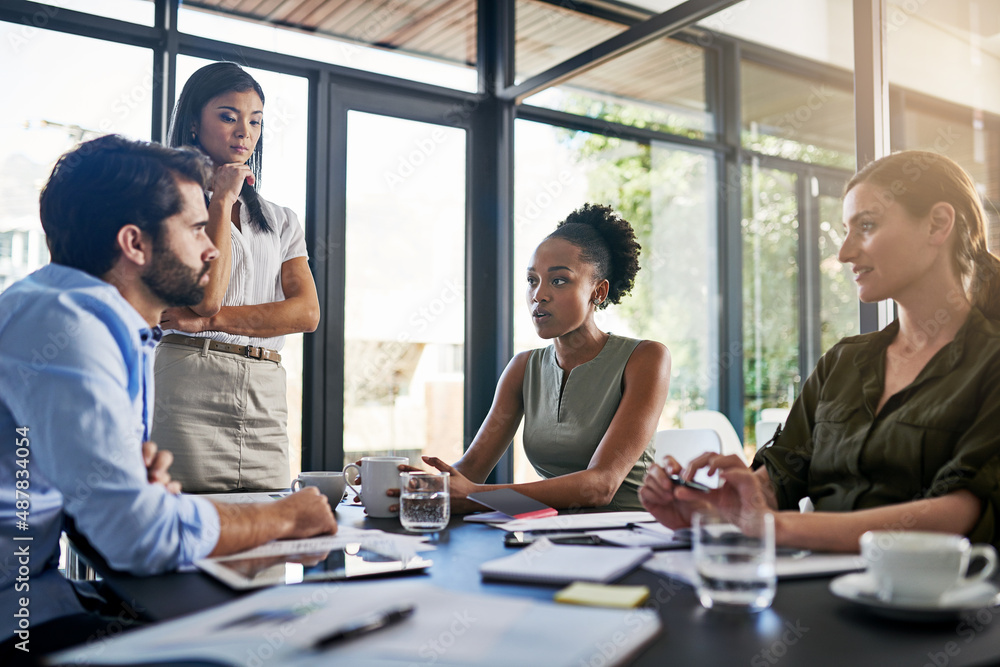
[498,0,742,103]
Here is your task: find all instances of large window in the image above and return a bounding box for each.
[741,159,854,446]
[0,23,153,291]
[524,36,712,141]
[343,111,467,470]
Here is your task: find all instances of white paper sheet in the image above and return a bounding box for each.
[592,528,684,549]
[51,580,662,667]
[198,491,291,503]
[227,526,433,559]
[643,550,866,585]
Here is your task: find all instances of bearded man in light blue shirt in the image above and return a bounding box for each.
[0,135,336,662]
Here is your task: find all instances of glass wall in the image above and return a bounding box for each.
[741,160,854,447]
[742,163,800,441]
[741,60,855,170]
[343,111,466,469]
[524,36,712,140]
[514,0,628,83]
[0,23,152,291]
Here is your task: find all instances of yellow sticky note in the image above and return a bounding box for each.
[554,582,650,609]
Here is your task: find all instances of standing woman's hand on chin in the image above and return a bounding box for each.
[209,162,254,200]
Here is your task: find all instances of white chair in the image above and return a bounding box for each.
[680,409,746,463]
[653,428,722,488]
[760,407,790,424]
[755,420,782,448]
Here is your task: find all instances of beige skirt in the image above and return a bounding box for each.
[151,340,290,492]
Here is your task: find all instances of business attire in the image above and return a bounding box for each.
[153,195,308,492]
[0,264,219,644]
[522,334,654,511]
[754,307,1000,546]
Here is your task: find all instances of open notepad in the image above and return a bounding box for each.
[480,538,653,585]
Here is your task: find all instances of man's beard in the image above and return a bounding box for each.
[141,244,210,308]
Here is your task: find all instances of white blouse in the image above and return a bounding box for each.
[166,194,308,351]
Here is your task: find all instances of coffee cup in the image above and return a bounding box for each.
[343,456,408,518]
[291,471,348,507]
[860,531,998,602]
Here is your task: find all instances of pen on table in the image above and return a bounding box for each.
[311,603,416,650]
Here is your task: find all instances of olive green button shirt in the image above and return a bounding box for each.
[754,308,1000,546]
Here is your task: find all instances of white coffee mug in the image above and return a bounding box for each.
[860,531,998,602]
[291,471,347,507]
[343,456,408,518]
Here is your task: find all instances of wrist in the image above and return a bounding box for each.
[266,499,296,540]
[208,195,237,218]
[771,510,797,548]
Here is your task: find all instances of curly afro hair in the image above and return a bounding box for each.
[546,203,641,309]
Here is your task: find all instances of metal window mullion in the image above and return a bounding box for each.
[853,0,890,334]
[799,172,822,374]
[718,37,743,438]
[151,0,178,143]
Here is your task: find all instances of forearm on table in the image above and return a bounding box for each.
[207,299,319,338]
[773,491,982,552]
[472,469,624,510]
[206,500,293,557]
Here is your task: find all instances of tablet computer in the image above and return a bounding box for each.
[196,544,432,590]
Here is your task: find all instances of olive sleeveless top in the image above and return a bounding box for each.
[522,334,654,511]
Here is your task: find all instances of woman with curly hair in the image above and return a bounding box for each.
[392,204,671,512]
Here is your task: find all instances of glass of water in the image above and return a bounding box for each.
[693,510,776,612]
[399,471,450,532]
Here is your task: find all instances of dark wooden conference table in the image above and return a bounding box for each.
[79,502,1000,667]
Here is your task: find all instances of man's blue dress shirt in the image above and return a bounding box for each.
[0,264,220,640]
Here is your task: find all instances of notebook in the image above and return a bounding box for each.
[480,538,652,585]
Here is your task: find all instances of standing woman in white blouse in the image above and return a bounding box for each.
[154,62,320,492]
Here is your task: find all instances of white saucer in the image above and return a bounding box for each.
[830,572,1000,621]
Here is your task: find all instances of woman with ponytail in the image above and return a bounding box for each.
[154,62,319,492]
[642,150,1000,550]
[386,204,671,512]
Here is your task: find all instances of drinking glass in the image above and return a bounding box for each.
[399,471,450,532]
[693,511,776,612]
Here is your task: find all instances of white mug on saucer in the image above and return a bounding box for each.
[343,456,408,518]
[291,471,348,507]
[860,531,998,602]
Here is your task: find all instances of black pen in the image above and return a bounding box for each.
[312,603,415,649]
